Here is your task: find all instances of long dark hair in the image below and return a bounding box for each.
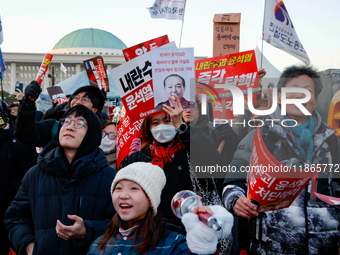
[97,207,167,253]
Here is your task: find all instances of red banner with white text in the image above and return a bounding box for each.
[195,50,260,119]
[116,107,143,169]
[123,35,169,61]
[35,54,53,85]
[247,127,315,212]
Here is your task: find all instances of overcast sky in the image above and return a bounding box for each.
[1,0,340,72]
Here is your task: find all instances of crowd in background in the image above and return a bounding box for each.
[1,65,340,255]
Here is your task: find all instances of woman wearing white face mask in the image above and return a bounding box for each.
[120,95,223,234]
[100,122,117,169]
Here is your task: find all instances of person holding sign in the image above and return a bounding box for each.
[15,81,106,148]
[120,95,224,235]
[155,74,192,111]
[5,105,116,255]
[222,65,340,254]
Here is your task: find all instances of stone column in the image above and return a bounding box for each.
[10,62,16,93]
[76,64,81,74]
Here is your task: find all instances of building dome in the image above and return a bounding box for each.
[49,28,127,55]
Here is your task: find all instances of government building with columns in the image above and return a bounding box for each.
[2,28,127,93]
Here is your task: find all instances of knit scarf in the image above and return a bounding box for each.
[150,138,185,168]
[285,116,315,163]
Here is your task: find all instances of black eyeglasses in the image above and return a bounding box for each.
[61,118,88,129]
[72,95,91,103]
[102,131,117,140]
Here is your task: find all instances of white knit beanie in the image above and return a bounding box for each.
[110,162,166,215]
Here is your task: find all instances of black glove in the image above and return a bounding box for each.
[24,81,41,103]
[211,124,237,146]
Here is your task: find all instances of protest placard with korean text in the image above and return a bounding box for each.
[47,86,68,105]
[116,106,143,169]
[195,50,260,119]
[247,127,316,212]
[123,35,169,61]
[83,56,109,92]
[36,54,53,85]
[152,47,195,110]
[109,52,156,122]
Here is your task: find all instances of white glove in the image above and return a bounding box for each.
[209,205,234,239]
[182,205,234,254]
[182,212,219,254]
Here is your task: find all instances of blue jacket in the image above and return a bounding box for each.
[87,229,189,255]
[4,141,117,255]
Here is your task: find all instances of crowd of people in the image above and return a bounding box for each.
[1,64,340,255]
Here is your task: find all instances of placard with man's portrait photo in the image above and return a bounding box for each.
[151,47,196,111]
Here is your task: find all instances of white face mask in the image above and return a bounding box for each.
[151,124,177,143]
[99,136,117,153]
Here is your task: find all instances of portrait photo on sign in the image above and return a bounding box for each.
[151,47,195,111]
[154,73,194,111]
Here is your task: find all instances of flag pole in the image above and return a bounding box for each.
[178,0,187,47]
[259,0,267,94]
[0,71,3,101]
[260,0,267,70]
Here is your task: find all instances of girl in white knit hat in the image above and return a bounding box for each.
[88,162,233,255]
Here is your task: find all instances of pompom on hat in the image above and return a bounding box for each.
[111,162,166,215]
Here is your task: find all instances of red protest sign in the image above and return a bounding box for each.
[315,193,340,209]
[83,56,110,92]
[247,127,315,212]
[123,35,169,61]
[47,86,68,105]
[36,54,53,85]
[116,107,143,169]
[195,50,260,119]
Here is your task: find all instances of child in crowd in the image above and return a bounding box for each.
[120,95,224,232]
[88,162,233,254]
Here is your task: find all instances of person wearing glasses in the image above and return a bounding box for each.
[42,85,106,121]
[100,122,117,168]
[5,105,117,255]
[14,81,106,148]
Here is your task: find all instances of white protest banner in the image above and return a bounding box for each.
[110,42,176,122]
[151,47,195,110]
[109,52,155,122]
[263,0,310,65]
[148,0,186,20]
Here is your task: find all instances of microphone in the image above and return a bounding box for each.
[171,190,222,231]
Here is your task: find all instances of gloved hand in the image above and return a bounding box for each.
[128,138,141,155]
[211,124,237,147]
[182,205,233,254]
[24,81,41,103]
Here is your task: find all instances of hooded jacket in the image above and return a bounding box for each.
[222,107,340,255]
[15,86,106,148]
[5,105,117,255]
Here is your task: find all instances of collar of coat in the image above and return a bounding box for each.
[37,140,109,179]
